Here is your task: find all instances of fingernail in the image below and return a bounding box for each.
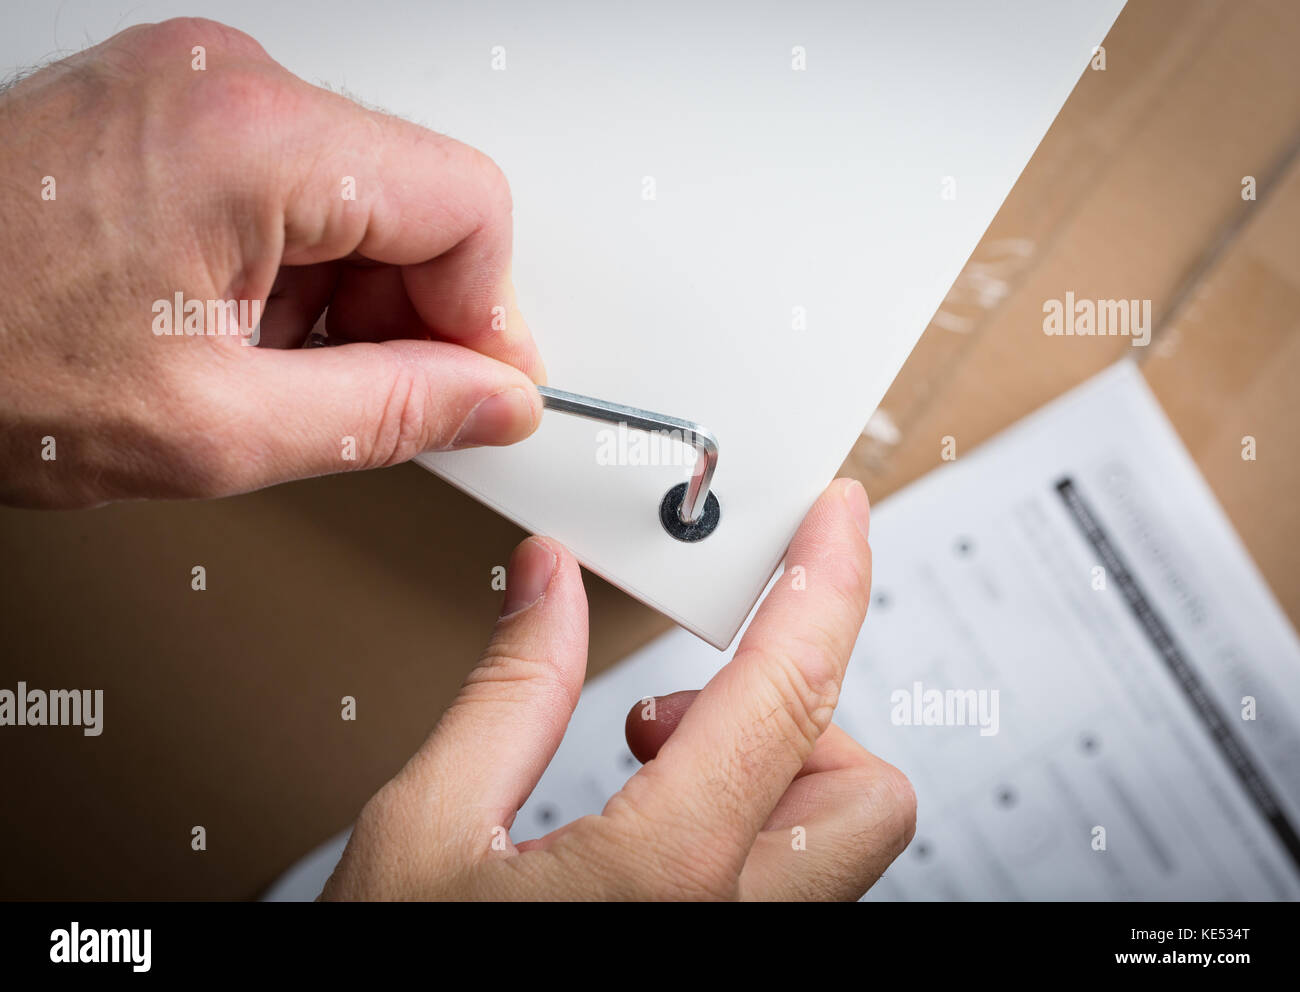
[844,479,871,541]
[450,387,536,448]
[500,538,557,618]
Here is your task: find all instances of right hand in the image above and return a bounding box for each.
[322,479,916,900]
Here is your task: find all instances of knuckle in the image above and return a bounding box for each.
[132,18,269,63]
[881,765,919,852]
[468,147,514,222]
[787,618,850,701]
[743,642,844,757]
[362,358,431,468]
[182,62,293,137]
[852,761,918,857]
[460,639,581,710]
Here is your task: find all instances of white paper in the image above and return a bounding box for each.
[268,362,1300,900]
[412,0,1130,646]
[0,0,1128,645]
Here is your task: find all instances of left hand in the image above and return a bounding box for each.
[322,479,916,900]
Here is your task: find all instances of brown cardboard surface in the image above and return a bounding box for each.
[851,0,1300,477]
[848,0,1300,618]
[1142,146,1300,615]
[861,0,1227,454]
[1,0,1298,899]
[0,470,673,898]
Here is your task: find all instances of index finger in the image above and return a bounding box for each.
[279,78,543,380]
[156,22,543,380]
[609,478,873,880]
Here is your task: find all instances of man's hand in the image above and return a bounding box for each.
[322,479,916,900]
[0,18,544,508]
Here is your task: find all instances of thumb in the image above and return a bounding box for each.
[391,536,589,856]
[197,338,542,494]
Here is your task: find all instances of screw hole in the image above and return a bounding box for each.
[660,483,720,542]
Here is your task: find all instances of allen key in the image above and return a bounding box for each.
[301,324,721,540]
[537,386,720,540]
